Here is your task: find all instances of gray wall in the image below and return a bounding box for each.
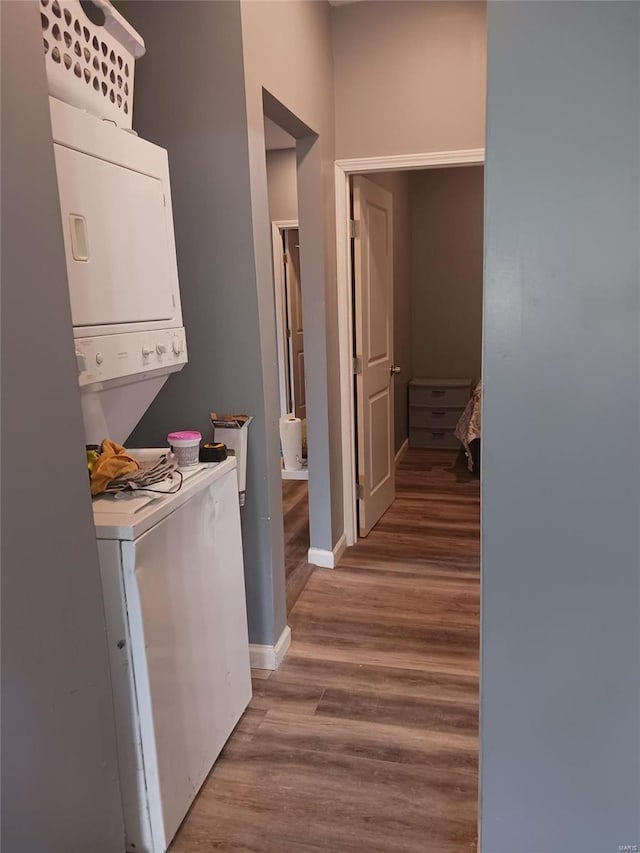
[241,0,341,552]
[266,148,298,222]
[411,166,484,381]
[125,0,339,652]
[365,171,413,453]
[332,1,486,159]
[123,1,286,646]
[1,3,123,850]
[481,3,640,850]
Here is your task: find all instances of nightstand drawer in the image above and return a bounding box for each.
[409,426,460,449]
[409,406,464,429]
[409,379,472,409]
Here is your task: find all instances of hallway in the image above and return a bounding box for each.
[171,448,480,852]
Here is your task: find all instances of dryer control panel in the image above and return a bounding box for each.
[75,328,187,387]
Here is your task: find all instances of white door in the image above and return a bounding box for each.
[353,176,395,537]
[285,229,306,421]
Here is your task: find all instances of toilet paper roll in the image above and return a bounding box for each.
[279,415,303,471]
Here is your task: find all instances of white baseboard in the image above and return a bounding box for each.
[308,533,347,569]
[395,438,409,467]
[281,467,309,481]
[249,624,291,671]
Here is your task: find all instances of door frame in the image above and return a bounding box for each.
[334,149,485,546]
[271,219,299,419]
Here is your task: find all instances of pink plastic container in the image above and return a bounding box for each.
[167,431,201,468]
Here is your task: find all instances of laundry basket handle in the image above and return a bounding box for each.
[83,0,145,58]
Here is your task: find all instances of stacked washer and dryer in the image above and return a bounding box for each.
[42,2,252,851]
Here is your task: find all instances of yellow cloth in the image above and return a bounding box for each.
[90,440,140,496]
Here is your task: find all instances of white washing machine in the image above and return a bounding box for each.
[94,454,251,853]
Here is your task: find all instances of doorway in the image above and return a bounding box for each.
[264,115,313,612]
[271,221,307,427]
[335,149,485,545]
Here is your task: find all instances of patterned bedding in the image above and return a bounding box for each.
[455,382,482,471]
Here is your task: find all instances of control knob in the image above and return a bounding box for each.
[172,336,184,356]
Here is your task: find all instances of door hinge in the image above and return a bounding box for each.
[349,219,360,239]
[283,253,288,264]
[353,356,362,375]
[356,483,364,499]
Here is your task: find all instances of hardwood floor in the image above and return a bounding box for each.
[171,448,480,852]
[282,479,314,614]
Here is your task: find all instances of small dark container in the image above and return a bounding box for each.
[199,443,227,463]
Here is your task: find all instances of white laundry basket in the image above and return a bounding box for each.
[39,0,145,129]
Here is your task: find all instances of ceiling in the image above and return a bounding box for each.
[264,116,296,151]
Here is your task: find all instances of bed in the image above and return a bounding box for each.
[455,381,481,473]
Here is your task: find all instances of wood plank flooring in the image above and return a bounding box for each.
[171,448,480,852]
[282,479,314,614]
